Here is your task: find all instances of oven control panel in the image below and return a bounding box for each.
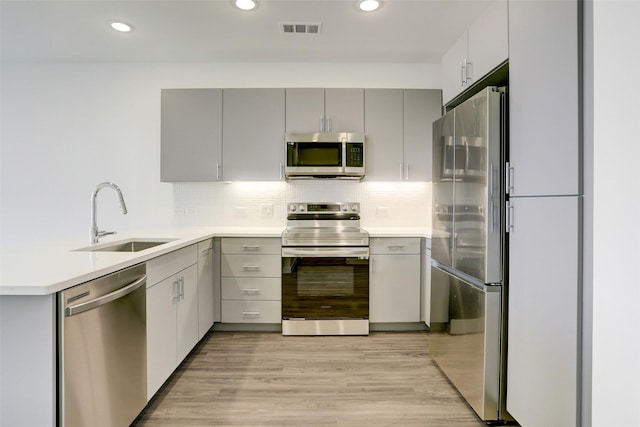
[288,202,360,214]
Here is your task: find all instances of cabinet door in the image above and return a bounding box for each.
[421,245,432,326]
[285,88,325,133]
[197,239,215,340]
[506,196,579,427]
[325,88,364,132]
[441,31,468,106]
[467,0,508,85]
[146,276,178,400]
[223,88,285,181]
[161,89,222,182]
[364,89,404,181]
[403,89,442,182]
[509,0,580,196]
[176,265,199,363]
[369,254,421,322]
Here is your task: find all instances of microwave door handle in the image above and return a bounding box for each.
[342,139,347,172]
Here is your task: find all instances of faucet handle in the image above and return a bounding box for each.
[97,230,117,238]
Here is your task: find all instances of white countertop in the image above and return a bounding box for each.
[0,226,429,296]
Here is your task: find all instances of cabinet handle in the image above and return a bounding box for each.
[179,276,185,300]
[388,245,406,250]
[405,163,409,180]
[242,245,261,251]
[242,311,260,316]
[461,60,466,86]
[216,163,221,181]
[319,115,324,133]
[465,60,473,82]
[173,279,180,300]
[506,201,515,234]
[242,265,261,271]
[242,288,261,294]
[279,163,284,180]
[326,117,332,133]
[505,162,515,194]
[201,247,212,255]
[399,163,404,180]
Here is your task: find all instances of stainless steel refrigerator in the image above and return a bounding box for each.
[430,86,511,422]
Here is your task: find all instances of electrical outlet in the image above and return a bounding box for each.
[234,206,249,218]
[376,207,390,218]
[260,203,273,217]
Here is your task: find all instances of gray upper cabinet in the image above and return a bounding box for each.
[223,88,285,181]
[161,89,223,182]
[324,88,364,132]
[508,0,580,197]
[441,0,508,105]
[364,89,441,181]
[364,89,404,181]
[285,88,364,133]
[403,89,442,182]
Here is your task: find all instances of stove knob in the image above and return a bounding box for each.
[290,205,297,212]
[299,205,306,212]
[351,204,358,212]
[341,205,348,212]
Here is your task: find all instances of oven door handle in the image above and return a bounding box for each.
[282,247,369,259]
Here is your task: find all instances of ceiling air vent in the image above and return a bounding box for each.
[280,22,322,35]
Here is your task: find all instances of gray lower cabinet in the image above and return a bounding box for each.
[161,88,223,182]
[364,89,441,181]
[146,245,199,401]
[197,239,215,339]
[506,196,580,427]
[221,238,282,323]
[223,88,285,181]
[369,238,421,323]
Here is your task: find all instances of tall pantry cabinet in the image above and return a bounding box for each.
[506,1,581,426]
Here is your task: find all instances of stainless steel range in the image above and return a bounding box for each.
[281,202,369,335]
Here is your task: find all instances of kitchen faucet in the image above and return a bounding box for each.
[90,182,128,244]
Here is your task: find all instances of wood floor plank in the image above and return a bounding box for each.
[133,332,485,426]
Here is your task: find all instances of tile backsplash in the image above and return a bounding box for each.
[173,181,431,229]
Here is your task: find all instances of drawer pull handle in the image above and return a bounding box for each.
[242,246,261,251]
[242,288,261,293]
[388,245,406,250]
[242,265,261,271]
[242,311,260,316]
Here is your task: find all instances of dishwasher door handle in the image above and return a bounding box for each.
[66,275,147,317]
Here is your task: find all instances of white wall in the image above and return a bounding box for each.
[590,1,640,426]
[0,62,440,245]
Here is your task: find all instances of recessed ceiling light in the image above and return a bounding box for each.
[109,21,133,32]
[359,0,380,12]
[235,0,256,10]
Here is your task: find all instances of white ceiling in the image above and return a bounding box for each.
[1,0,493,63]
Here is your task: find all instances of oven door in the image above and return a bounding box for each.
[281,247,369,320]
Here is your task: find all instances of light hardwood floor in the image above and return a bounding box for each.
[133,331,486,426]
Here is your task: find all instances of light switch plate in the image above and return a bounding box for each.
[234,206,249,218]
[260,203,273,217]
[376,207,390,218]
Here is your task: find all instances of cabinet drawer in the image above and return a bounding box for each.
[221,238,281,255]
[222,277,281,301]
[221,300,282,323]
[147,244,198,286]
[370,238,421,255]
[222,254,281,278]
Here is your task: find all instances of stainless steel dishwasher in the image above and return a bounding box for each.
[58,263,147,427]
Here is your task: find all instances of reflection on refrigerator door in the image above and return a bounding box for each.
[430,265,501,421]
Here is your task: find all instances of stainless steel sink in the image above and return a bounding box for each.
[75,238,175,253]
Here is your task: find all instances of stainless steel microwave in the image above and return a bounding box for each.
[285,132,365,179]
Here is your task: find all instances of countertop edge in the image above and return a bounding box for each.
[1,226,430,296]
